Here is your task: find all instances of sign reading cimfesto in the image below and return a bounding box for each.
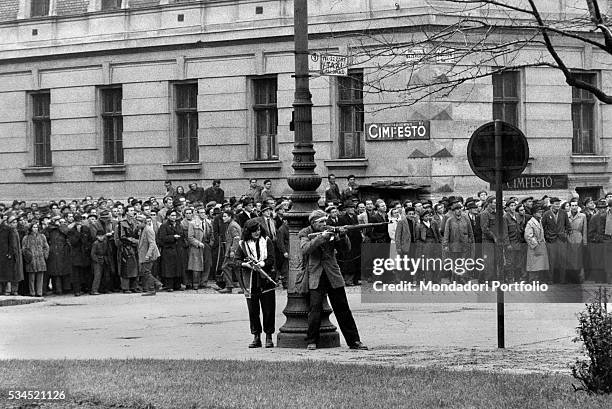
[489,174,569,190]
[365,121,430,141]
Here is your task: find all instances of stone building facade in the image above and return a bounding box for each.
[0,0,610,203]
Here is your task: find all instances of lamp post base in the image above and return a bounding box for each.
[277,293,340,348]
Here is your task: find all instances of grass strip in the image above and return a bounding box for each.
[0,359,611,409]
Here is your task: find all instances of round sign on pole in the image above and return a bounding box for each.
[467,121,529,184]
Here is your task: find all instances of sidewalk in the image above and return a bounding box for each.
[0,288,585,374]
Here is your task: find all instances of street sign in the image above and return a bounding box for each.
[365,121,430,141]
[320,54,348,76]
[467,121,529,184]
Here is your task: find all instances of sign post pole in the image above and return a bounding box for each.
[494,119,505,349]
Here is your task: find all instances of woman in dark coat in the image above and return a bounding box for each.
[44,218,72,294]
[22,222,49,297]
[235,219,276,348]
[158,210,186,291]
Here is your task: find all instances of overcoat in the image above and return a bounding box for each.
[394,215,412,256]
[524,217,549,272]
[567,212,587,270]
[158,221,186,278]
[0,224,24,282]
[22,233,49,273]
[43,224,72,277]
[187,219,211,271]
[0,224,13,281]
[67,225,93,267]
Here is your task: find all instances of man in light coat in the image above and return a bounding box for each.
[137,215,161,296]
[524,204,549,282]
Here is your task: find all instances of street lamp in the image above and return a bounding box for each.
[276,0,340,348]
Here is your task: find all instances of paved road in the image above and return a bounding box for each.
[0,288,587,373]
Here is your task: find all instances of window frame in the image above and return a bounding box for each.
[571,72,598,155]
[100,86,124,165]
[30,0,50,17]
[174,82,199,163]
[492,70,520,128]
[30,91,52,168]
[101,0,122,11]
[252,76,278,161]
[337,70,365,159]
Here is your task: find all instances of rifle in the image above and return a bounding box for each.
[241,255,278,287]
[307,222,392,240]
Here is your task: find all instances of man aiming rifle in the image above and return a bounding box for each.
[299,210,368,351]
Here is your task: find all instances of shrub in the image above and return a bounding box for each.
[571,288,612,394]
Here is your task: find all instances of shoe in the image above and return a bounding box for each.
[35,294,43,298]
[122,290,130,294]
[133,288,142,293]
[193,286,199,291]
[142,291,156,296]
[307,343,317,350]
[217,288,232,294]
[265,334,274,348]
[349,341,369,350]
[235,288,244,294]
[90,292,100,296]
[74,292,81,297]
[176,287,185,291]
[166,288,174,292]
[248,335,262,348]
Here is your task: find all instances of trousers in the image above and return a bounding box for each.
[306,273,360,346]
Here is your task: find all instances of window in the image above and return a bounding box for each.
[175,83,199,163]
[492,71,519,127]
[31,92,51,167]
[338,71,364,158]
[572,73,596,154]
[253,77,278,160]
[101,87,123,165]
[30,0,50,17]
[101,0,122,11]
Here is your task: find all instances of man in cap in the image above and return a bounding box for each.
[442,201,474,282]
[503,198,524,282]
[587,199,609,282]
[478,196,508,282]
[67,213,93,296]
[299,210,368,351]
[542,197,570,283]
[137,214,161,296]
[237,198,256,228]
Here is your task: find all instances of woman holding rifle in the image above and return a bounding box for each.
[235,218,277,348]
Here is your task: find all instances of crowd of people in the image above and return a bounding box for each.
[1,174,611,349]
[1,175,611,300]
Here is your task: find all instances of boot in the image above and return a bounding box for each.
[248,334,262,348]
[265,334,274,348]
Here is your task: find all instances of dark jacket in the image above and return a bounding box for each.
[298,225,350,290]
[44,224,72,276]
[542,209,570,243]
[203,187,224,204]
[158,221,186,278]
[67,224,93,267]
[367,212,390,243]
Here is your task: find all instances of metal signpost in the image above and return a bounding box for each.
[467,120,529,348]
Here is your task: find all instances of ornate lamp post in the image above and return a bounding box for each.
[276,0,340,348]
